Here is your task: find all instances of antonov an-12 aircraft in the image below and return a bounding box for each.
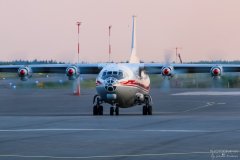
[1,16,240,116]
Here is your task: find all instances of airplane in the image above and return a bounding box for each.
[1,16,240,116]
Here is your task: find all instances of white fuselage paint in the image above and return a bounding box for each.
[96,63,150,108]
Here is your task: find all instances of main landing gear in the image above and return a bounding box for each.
[142,95,153,115]
[93,95,103,115]
[93,105,103,115]
[93,95,120,116]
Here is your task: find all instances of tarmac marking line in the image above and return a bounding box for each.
[0,152,210,159]
[182,102,215,113]
[0,128,213,133]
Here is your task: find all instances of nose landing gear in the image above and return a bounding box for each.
[110,104,119,116]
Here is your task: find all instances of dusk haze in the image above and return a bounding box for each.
[1,0,240,62]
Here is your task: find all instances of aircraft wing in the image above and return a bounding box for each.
[0,63,103,74]
[144,63,240,74]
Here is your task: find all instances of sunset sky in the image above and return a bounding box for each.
[0,0,240,63]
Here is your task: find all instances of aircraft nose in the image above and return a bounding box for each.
[104,77,117,92]
[105,84,117,92]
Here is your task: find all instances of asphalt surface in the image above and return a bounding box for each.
[0,87,240,160]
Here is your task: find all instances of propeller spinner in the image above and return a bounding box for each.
[211,66,222,78]
[18,67,32,81]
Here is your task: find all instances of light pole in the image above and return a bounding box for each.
[76,22,82,64]
[75,21,82,96]
[108,25,112,62]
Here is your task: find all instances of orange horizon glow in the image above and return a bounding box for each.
[0,0,240,63]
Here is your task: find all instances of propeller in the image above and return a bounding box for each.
[159,50,174,93]
[66,65,81,95]
[210,66,223,88]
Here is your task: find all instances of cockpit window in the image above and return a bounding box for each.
[118,71,123,79]
[101,70,127,80]
[102,71,107,77]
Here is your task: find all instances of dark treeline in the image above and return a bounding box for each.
[188,60,240,64]
[140,60,240,64]
[0,59,64,65]
[1,60,240,65]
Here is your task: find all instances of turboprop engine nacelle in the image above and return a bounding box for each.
[161,66,174,78]
[66,66,80,80]
[18,66,32,81]
[210,66,222,78]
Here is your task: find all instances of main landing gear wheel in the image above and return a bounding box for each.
[93,105,103,115]
[110,106,119,116]
[92,95,103,116]
[143,105,147,115]
[115,107,119,115]
[142,95,153,115]
[147,105,152,115]
[142,105,152,115]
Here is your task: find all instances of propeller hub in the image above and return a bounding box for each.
[211,67,222,77]
[66,66,79,80]
[68,68,74,75]
[19,69,26,76]
[163,68,170,75]
[162,67,172,76]
[213,68,220,75]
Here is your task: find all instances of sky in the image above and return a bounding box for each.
[0,0,240,63]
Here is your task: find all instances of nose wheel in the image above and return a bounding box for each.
[143,105,152,115]
[110,105,119,116]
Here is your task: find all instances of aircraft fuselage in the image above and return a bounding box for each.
[96,63,150,108]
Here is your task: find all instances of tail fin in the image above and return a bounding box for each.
[129,15,140,63]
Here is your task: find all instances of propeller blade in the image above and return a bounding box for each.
[160,77,171,93]
[163,49,173,65]
[211,77,222,88]
[159,50,174,92]
[73,76,81,96]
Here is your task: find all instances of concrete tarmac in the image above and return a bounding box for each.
[0,87,240,160]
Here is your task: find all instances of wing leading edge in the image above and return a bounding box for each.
[0,63,103,74]
[1,63,240,76]
[144,63,240,74]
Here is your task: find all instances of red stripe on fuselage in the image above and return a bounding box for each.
[120,80,150,91]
